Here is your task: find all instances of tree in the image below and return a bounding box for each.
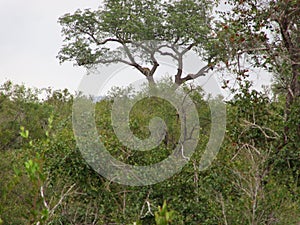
[214,0,299,135]
[58,0,217,86]
[211,2,300,222]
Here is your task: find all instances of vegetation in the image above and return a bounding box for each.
[0,0,299,224]
[0,77,299,224]
[58,0,217,86]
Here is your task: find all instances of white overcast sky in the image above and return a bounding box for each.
[0,0,102,92]
[0,0,271,96]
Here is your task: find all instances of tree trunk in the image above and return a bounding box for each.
[146,75,156,87]
[279,14,300,142]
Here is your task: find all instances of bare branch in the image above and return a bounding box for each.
[181,64,211,82]
[95,58,135,66]
[181,43,196,55]
[98,38,129,45]
[140,190,153,218]
[181,143,190,161]
[157,49,178,60]
[157,44,179,60]
[49,183,76,217]
[122,43,138,65]
[40,185,50,211]
[242,120,280,140]
[131,42,160,76]
[217,193,228,225]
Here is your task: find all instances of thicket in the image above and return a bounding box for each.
[0,80,299,224]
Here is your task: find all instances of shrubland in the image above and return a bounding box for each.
[0,79,299,224]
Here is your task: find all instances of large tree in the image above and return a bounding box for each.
[58,0,217,86]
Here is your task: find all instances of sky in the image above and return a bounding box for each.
[0,0,272,97]
[0,0,101,92]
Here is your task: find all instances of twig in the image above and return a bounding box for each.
[40,185,50,211]
[218,193,228,225]
[242,120,280,139]
[49,183,76,217]
[180,143,190,161]
[140,190,153,218]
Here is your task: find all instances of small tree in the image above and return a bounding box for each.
[214,0,299,130]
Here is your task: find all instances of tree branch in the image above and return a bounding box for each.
[182,43,196,55]
[180,64,211,83]
[49,183,76,217]
[131,42,160,76]
[95,58,135,66]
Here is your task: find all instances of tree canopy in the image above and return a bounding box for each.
[216,0,299,105]
[58,0,217,85]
